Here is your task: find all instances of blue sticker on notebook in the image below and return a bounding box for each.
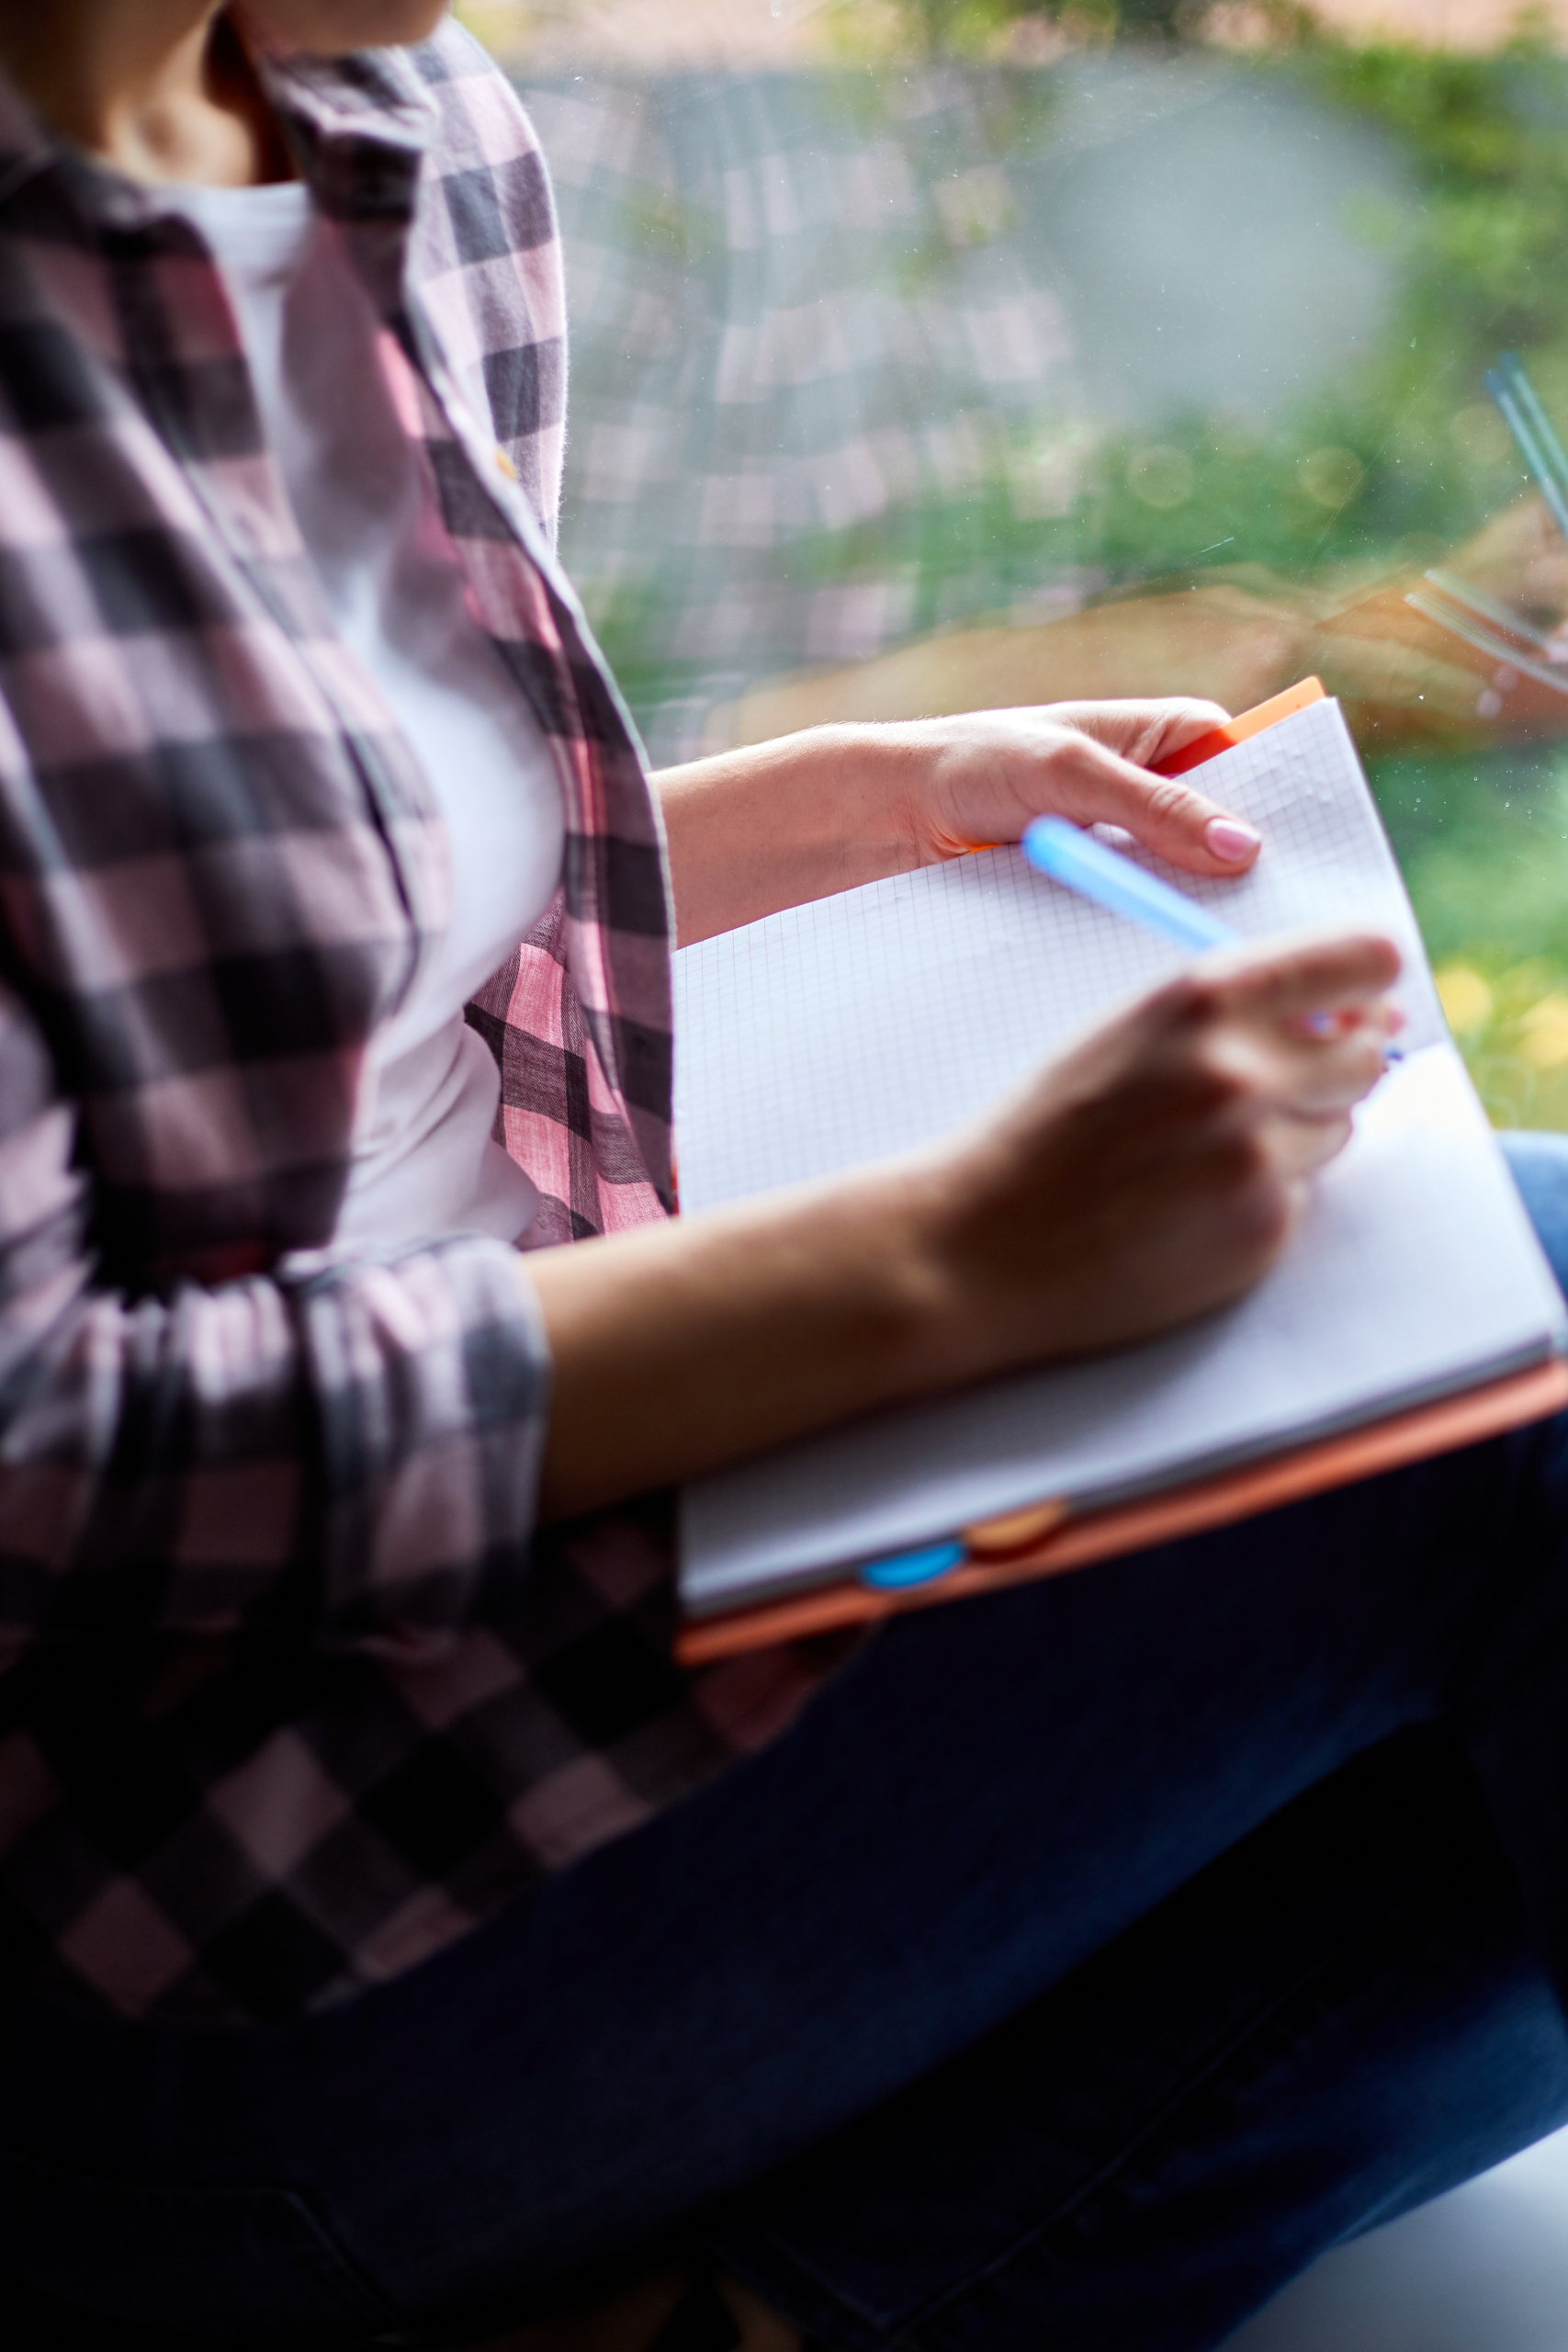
[860,1541,965,1590]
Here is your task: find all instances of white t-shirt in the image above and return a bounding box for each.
[162,178,564,1246]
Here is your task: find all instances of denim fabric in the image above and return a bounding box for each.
[696,1726,1568,2352]
[4,1135,1568,2349]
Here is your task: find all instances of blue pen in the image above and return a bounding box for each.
[1021,816,1239,950]
[1021,815,1402,1055]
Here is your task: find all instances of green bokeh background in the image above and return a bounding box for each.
[479,5,1568,1121]
[823,24,1568,1123]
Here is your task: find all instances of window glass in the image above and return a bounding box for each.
[463,0,1568,1130]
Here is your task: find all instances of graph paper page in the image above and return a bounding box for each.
[673,700,1564,1611]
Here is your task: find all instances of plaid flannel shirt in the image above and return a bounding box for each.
[0,17,827,2029]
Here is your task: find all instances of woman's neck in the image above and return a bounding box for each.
[0,3,293,186]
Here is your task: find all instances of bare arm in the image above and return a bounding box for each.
[653,697,1267,945]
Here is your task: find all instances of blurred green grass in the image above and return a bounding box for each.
[836,29,1568,1125]
[1274,28,1568,1125]
[1375,744,1568,1123]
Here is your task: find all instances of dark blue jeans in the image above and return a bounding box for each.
[6,1136,1568,2351]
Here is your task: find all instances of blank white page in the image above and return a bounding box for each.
[673,701,1565,1612]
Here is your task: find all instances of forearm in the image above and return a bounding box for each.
[652,724,934,945]
[655,693,1270,951]
[528,1164,952,1521]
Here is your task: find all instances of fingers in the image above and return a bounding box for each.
[1134,931,1403,1171]
[1040,728,1263,879]
[954,921,1396,1363]
[1047,695,1233,768]
[1194,1026,1382,1166]
[1268,1108,1355,1182]
[1214,947,1382,1189]
[1243,1026,1388,1124]
[1196,928,1403,1023]
[1117,933,1402,1125]
[919,698,1263,876]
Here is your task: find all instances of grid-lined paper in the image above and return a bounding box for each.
[676,701,1443,1205]
[673,701,1564,1613]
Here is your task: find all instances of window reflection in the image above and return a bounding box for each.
[467,0,1568,1128]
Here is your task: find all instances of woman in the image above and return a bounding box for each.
[1,6,1567,2348]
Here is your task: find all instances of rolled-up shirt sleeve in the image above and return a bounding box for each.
[0,974,553,1660]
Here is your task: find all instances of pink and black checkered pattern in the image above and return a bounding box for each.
[0,19,830,2027]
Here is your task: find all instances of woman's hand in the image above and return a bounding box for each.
[913,927,1402,1382]
[528,926,1400,1519]
[654,698,1254,946]
[895,697,1259,877]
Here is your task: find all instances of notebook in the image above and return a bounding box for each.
[671,694,1568,1657]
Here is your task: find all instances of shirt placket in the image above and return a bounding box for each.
[97,180,447,1008]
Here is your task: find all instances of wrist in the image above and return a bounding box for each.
[807,718,962,873]
[849,1146,1018,1400]
[715,1157,966,1419]
[790,719,935,878]
[655,722,934,944]
[526,1159,977,1519]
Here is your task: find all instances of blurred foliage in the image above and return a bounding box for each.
[525,0,1568,1123]
[795,19,1568,1122]
[775,29,1568,623]
[1272,28,1568,1123]
[1375,743,1568,971]
[1437,951,1568,1130]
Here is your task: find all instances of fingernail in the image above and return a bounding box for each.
[1205,817,1260,864]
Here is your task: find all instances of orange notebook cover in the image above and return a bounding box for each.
[678,1358,1568,1661]
[675,681,1566,1665]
